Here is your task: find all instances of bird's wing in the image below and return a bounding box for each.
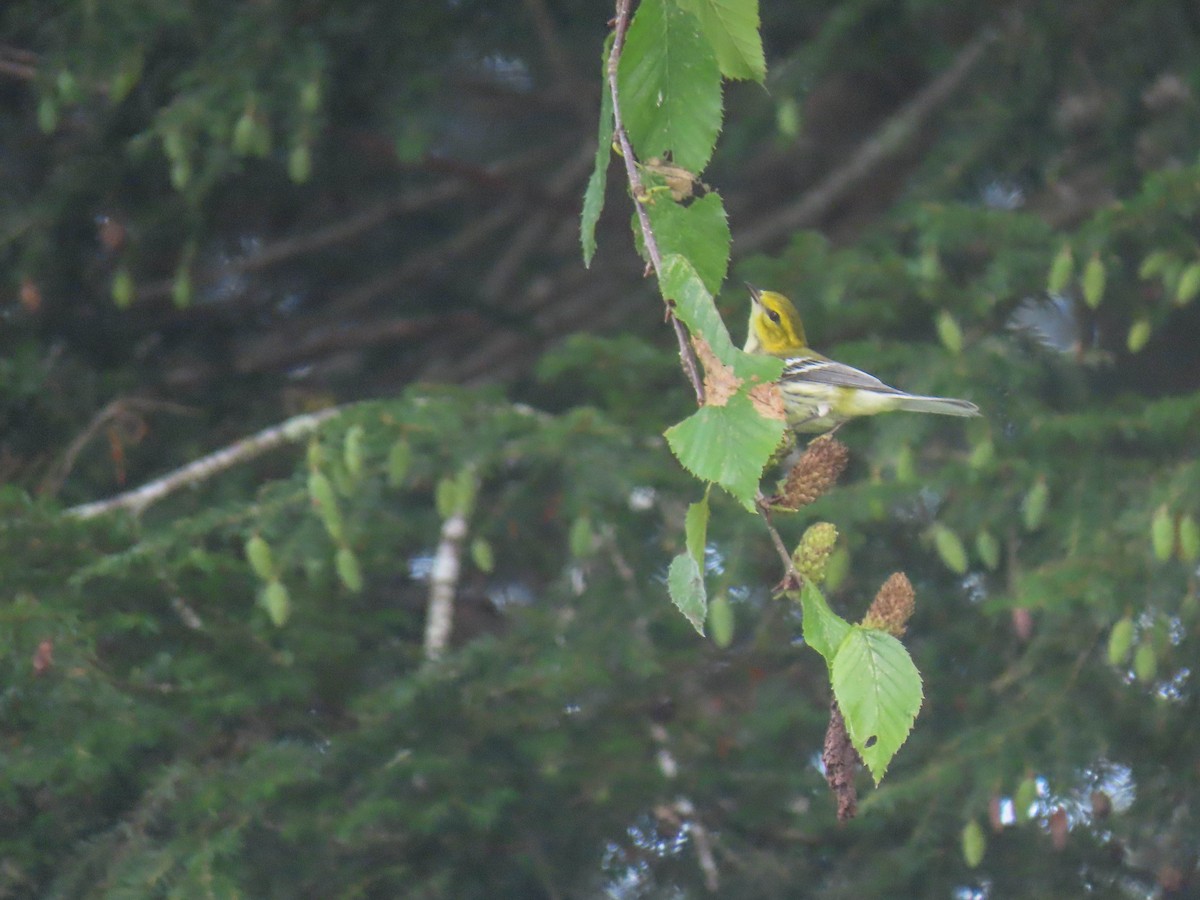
[782,355,903,394]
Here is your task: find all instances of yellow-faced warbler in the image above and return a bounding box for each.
[744,285,981,433]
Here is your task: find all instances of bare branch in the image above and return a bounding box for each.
[65,406,342,520]
[424,506,471,662]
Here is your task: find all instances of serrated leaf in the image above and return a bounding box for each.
[932,524,968,575]
[335,546,363,593]
[1107,617,1134,666]
[1151,503,1175,561]
[975,530,1001,571]
[245,534,275,581]
[684,496,709,566]
[1047,243,1074,294]
[665,392,785,510]
[660,255,782,383]
[1022,478,1049,532]
[618,0,722,172]
[1127,317,1151,353]
[470,537,495,573]
[830,627,923,784]
[708,591,733,647]
[645,193,731,295]
[387,440,411,487]
[935,310,963,355]
[668,552,706,635]
[343,425,365,480]
[799,580,851,663]
[1082,253,1105,309]
[1176,262,1200,305]
[581,35,615,267]
[261,580,291,627]
[676,0,764,81]
[962,820,986,868]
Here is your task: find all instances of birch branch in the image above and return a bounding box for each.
[65,406,342,520]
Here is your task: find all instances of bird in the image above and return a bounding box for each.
[743,284,981,433]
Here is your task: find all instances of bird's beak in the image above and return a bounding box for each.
[745,283,762,306]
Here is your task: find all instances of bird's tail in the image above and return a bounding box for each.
[895,395,981,418]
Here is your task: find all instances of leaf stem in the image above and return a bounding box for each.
[606,0,705,405]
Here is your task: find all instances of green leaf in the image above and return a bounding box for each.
[668,552,706,635]
[799,580,851,663]
[435,476,458,519]
[1047,243,1074,294]
[932,524,968,575]
[646,193,731,295]
[708,591,734,647]
[244,535,275,581]
[568,515,594,558]
[684,495,709,566]
[660,254,782,382]
[618,0,722,172]
[1127,317,1151,353]
[112,267,135,309]
[1022,478,1049,532]
[261,580,291,627]
[1107,617,1134,666]
[676,0,765,82]
[470,537,495,573]
[1176,262,1200,305]
[975,530,1001,571]
[1014,777,1038,823]
[343,425,365,480]
[935,310,963,355]
[664,392,785,510]
[962,820,986,868]
[335,546,363,593]
[1178,513,1200,563]
[831,627,923,784]
[1151,503,1175,561]
[1082,253,1106,309]
[1139,249,1173,280]
[1133,641,1157,681]
[581,35,615,267]
[308,471,344,542]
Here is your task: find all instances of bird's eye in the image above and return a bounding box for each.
[766,309,782,325]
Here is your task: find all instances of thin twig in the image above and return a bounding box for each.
[757,493,800,587]
[606,0,705,405]
[65,406,343,520]
[40,397,196,497]
[737,27,999,252]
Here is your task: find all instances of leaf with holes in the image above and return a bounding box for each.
[830,626,923,783]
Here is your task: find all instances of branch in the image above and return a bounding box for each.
[65,406,343,520]
[606,0,705,405]
[424,507,471,662]
[737,27,999,252]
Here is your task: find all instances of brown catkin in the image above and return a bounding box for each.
[776,435,849,510]
[861,572,916,636]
